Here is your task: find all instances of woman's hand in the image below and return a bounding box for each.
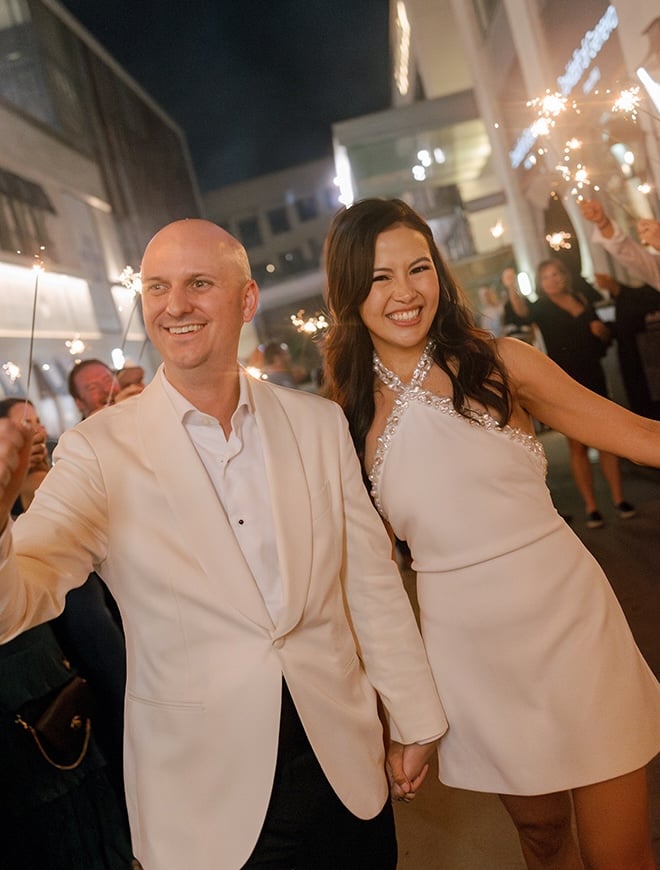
[589,319,611,344]
[387,740,436,802]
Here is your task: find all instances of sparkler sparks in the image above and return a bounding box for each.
[2,362,21,383]
[65,335,87,356]
[119,265,142,296]
[527,91,570,120]
[526,91,580,142]
[545,232,573,251]
[611,86,641,121]
[290,311,329,335]
[607,85,660,124]
[117,265,143,353]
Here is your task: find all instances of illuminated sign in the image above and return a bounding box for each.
[509,5,618,168]
[557,5,618,95]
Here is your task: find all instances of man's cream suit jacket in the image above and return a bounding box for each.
[0,369,447,870]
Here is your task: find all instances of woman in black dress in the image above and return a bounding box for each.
[507,258,636,528]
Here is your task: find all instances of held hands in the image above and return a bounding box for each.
[387,740,437,803]
[0,419,35,532]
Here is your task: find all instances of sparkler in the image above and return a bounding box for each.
[117,266,143,354]
[527,91,581,144]
[2,362,21,384]
[554,160,594,199]
[527,91,572,123]
[104,265,144,408]
[611,86,641,121]
[23,252,45,419]
[545,232,573,251]
[65,335,87,356]
[609,85,660,124]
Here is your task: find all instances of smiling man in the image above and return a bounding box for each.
[0,219,447,870]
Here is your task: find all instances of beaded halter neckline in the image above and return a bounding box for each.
[372,341,434,393]
[368,340,546,519]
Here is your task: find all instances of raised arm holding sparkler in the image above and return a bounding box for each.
[580,199,660,291]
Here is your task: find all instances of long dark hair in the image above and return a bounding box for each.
[324,198,511,460]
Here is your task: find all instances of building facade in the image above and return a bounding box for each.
[333,0,660,298]
[0,0,201,435]
[204,157,342,373]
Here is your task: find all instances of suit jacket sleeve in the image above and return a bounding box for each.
[330,403,448,744]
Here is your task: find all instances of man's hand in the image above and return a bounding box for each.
[387,740,437,803]
[0,419,34,531]
[637,218,660,250]
[28,426,50,473]
[579,200,614,239]
[115,383,144,404]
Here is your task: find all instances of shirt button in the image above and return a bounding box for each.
[272,637,285,649]
[238,519,244,525]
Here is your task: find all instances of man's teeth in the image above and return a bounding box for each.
[168,325,203,334]
[388,309,420,322]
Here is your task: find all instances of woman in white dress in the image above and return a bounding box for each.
[323,198,660,870]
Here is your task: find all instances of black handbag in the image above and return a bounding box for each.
[15,675,95,770]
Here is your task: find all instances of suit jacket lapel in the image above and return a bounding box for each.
[137,372,273,629]
[249,377,312,635]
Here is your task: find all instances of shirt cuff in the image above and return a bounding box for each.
[417,733,443,745]
[593,220,624,244]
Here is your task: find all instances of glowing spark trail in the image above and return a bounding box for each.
[545,232,572,251]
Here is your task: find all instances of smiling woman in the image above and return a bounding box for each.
[358,226,440,369]
[324,197,660,870]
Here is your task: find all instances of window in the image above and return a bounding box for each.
[237,216,263,249]
[267,206,290,235]
[295,196,318,222]
[323,187,341,213]
[0,167,56,258]
[278,248,305,275]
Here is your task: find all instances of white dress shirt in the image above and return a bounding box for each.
[161,368,283,623]
[592,220,660,291]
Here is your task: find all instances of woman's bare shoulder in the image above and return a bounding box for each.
[493,336,547,382]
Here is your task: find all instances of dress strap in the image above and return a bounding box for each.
[372,340,435,393]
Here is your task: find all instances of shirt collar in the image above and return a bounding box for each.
[159,365,254,425]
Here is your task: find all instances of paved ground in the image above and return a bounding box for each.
[393,429,660,868]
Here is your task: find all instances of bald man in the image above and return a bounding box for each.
[0,220,447,870]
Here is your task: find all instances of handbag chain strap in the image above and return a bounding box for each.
[15,713,92,771]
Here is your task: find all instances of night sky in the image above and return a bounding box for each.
[58,0,391,192]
